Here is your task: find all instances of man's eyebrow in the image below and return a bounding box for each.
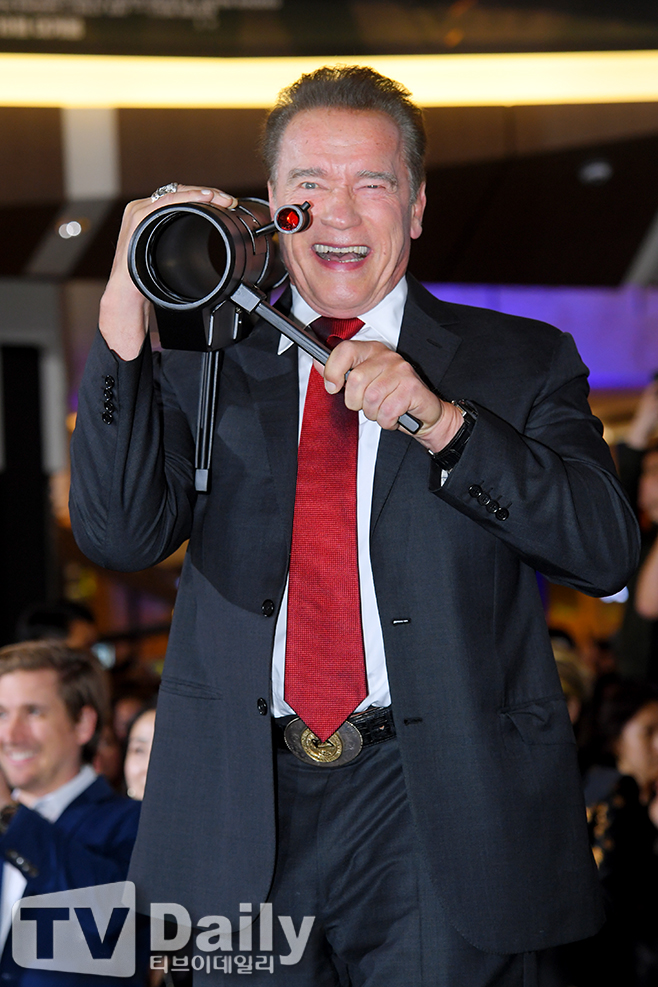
[286,168,399,187]
[287,167,327,181]
[357,171,398,187]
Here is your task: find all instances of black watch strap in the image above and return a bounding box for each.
[428,400,478,471]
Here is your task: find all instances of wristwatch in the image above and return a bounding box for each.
[428,400,478,471]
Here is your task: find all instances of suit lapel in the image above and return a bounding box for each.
[231,297,299,526]
[371,278,462,531]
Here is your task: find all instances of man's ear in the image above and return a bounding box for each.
[410,182,426,241]
[75,706,98,748]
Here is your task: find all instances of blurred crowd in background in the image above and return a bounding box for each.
[544,377,658,986]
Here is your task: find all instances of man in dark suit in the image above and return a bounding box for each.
[69,66,639,984]
[0,641,141,986]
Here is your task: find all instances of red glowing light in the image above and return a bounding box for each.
[276,207,301,232]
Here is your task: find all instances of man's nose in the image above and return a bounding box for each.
[1,713,28,744]
[320,188,360,229]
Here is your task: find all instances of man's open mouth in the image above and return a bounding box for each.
[3,749,37,761]
[313,244,369,263]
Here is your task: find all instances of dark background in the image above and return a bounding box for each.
[1,0,658,58]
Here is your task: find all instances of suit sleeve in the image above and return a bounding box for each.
[0,802,139,891]
[69,329,196,572]
[432,331,640,596]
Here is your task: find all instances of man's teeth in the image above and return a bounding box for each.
[313,244,368,260]
[4,750,35,760]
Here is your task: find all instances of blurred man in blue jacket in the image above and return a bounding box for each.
[0,641,141,986]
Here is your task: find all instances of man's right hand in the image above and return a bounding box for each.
[0,767,13,811]
[99,185,237,361]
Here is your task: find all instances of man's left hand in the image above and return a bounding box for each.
[0,769,14,811]
[316,340,464,454]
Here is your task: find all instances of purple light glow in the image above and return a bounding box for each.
[424,283,658,390]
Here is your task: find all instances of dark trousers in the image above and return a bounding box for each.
[192,737,537,986]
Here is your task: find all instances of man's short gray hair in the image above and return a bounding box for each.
[261,65,426,201]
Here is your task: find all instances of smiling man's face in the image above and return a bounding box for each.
[0,669,94,799]
[268,107,425,319]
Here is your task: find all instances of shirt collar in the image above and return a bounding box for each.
[16,764,97,823]
[277,277,408,355]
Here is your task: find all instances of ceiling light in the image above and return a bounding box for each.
[1,51,658,108]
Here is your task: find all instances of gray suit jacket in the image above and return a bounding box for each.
[69,276,639,954]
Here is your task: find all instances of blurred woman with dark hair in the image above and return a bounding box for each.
[587,680,658,814]
[124,701,157,801]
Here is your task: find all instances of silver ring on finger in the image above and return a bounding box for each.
[151,182,179,202]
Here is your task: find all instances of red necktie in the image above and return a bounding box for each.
[284,317,367,742]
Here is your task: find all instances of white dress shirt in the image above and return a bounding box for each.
[270,278,408,718]
[0,765,97,953]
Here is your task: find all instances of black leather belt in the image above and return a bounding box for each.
[274,706,396,767]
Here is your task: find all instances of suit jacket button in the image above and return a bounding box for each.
[257,697,268,715]
[486,499,500,514]
[496,507,509,521]
[261,599,275,617]
[477,491,491,506]
[101,411,113,424]
[468,484,481,498]
[104,375,115,387]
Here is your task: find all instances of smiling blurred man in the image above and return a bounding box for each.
[70,66,639,985]
[0,641,141,986]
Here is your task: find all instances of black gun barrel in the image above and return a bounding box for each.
[128,197,286,311]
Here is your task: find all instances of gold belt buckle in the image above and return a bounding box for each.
[284,717,363,767]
